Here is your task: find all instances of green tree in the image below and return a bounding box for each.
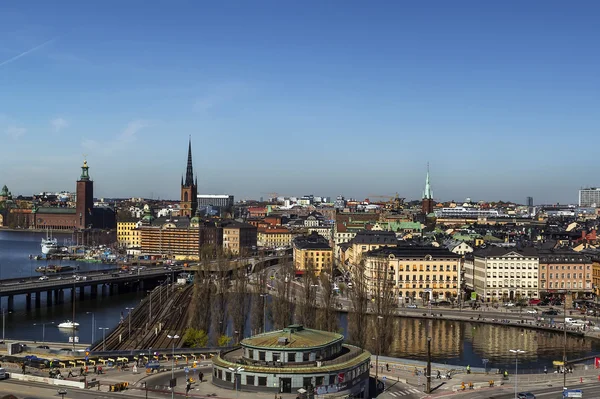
[182,328,209,348]
[217,335,232,347]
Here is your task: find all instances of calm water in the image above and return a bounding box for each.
[0,231,598,370]
[0,230,142,347]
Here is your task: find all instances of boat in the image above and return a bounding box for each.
[57,321,79,329]
[35,265,75,273]
[41,229,59,255]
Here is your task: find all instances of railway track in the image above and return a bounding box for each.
[94,282,192,351]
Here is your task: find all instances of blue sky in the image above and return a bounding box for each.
[1,1,598,204]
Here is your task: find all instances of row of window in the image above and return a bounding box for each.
[486,281,538,288]
[487,273,538,279]
[543,282,588,289]
[541,265,590,271]
[397,283,457,289]
[489,263,537,269]
[541,273,589,279]
[395,275,457,282]
[388,265,458,272]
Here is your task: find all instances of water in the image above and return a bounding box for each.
[0,231,598,370]
[0,230,142,346]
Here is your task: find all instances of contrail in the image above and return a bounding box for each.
[0,38,56,68]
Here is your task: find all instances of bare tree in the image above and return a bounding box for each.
[270,261,294,329]
[370,258,396,356]
[297,259,319,328]
[348,259,369,350]
[250,268,268,334]
[316,271,339,332]
[211,254,230,341]
[229,262,249,344]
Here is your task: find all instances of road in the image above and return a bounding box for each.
[379,379,426,399]
[436,381,599,398]
[0,380,137,399]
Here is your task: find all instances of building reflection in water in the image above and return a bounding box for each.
[357,315,599,371]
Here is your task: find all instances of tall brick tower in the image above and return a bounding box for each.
[421,163,435,215]
[180,138,197,217]
[76,160,94,229]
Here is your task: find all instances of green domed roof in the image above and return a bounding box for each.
[0,185,8,196]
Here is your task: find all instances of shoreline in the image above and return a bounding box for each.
[0,227,75,234]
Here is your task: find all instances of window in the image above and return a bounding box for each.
[258,377,267,386]
[316,376,324,386]
[303,377,313,388]
[218,369,222,379]
[303,352,310,362]
[273,353,280,362]
[329,375,336,385]
[288,353,296,362]
[259,351,265,361]
[225,371,231,381]
[246,375,255,385]
[248,349,254,359]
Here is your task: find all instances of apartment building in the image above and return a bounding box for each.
[292,232,333,276]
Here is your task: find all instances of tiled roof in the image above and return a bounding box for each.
[242,325,343,350]
[351,230,398,245]
[473,246,538,258]
[36,207,76,214]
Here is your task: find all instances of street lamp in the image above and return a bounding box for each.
[167,334,180,399]
[126,307,134,340]
[1,308,11,342]
[228,366,245,397]
[33,321,54,345]
[86,312,95,344]
[509,349,525,399]
[98,327,109,351]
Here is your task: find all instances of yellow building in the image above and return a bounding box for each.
[292,232,333,276]
[222,221,257,256]
[341,230,398,266]
[257,227,296,248]
[364,246,462,303]
[593,256,600,297]
[117,220,141,248]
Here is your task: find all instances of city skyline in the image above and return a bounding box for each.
[1,2,599,203]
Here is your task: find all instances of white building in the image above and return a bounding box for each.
[466,247,539,302]
[579,187,600,207]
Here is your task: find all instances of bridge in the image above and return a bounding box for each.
[0,265,186,310]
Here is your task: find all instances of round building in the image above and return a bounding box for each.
[212,324,370,398]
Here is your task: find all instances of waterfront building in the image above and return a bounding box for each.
[222,220,257,255]
[212,324,370,398]
[180,138,198,218]
[293,232,333,276]
[466,247,540,302]
[538,249,593,298]
[116,217,141,248]
[15,160,115,230]
[341,230,398,266]
[579,187,600,207]
[364,246,461,303]
[592,255,600,297]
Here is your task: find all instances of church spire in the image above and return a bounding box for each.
[423,163,432,200]
[184,136,194,187]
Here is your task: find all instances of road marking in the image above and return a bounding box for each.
[389,392,397,397]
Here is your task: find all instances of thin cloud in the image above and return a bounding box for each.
[81,119,150,155]
[6,125,26,139]
[193,82,249,113]
[51,117,69,132]
[0,38,57,68]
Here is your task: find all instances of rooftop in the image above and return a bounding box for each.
[241,325,343,350]
[293,232,331,250]
[351,230,398,245]
[366,245,461,259]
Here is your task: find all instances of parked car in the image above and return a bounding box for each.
[517,392,535,399]
[543,310,559,316]
[504,302,515,307]
[526,309,537,314]
[407,304,418,309]
[36,345,50,349]
[39,276,49,281]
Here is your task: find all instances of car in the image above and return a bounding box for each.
[407,304,418,309]
[39,276,49,281]
[526,309,537,314]
[504,302,515,307]
[36,345,50,349]
[517,392,535,399]
[543,310,559,316]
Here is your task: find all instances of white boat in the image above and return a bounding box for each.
[57,321,79,329]
[41,229,59,255]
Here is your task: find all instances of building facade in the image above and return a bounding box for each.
[212,325,370,398]
[364,246,461,303]
[293,232,333,276]
[197,194,234,209]
[342,230,398,266]
[539,250,593,298]
[117,219,141,248]
[467,247,540,302]
[579,187,600,207]
[257,227,295,248]
[222,221,257,255]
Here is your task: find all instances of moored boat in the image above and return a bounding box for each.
[57,321,79,329]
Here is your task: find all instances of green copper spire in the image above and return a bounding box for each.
[423,163,432,200]
[80,160,90,181]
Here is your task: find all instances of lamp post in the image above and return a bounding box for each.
[98,327,109,351]
[563,290,568,390]
[33,321,54,345]
[167,334,180,399]
[126,307,134,340]
[509,349,525,399]
[260,293,268,333]
[228,366,244,398]
[1,308,10,342]
[86,312,95,344]
[426,337,431,394]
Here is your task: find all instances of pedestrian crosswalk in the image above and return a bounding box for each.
[386,387,422,397]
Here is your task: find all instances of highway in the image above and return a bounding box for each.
[441,380,599,398]
[0,266,185,296]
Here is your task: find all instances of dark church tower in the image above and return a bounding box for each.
[76,160,94,229]
[421,164,435,215]
[180,138,197,217]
